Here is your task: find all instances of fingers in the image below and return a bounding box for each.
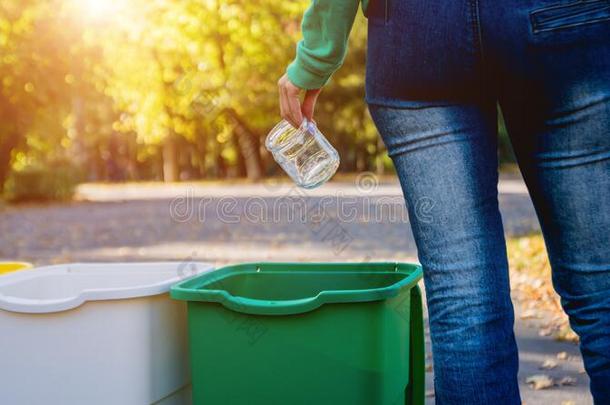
[278,75,322,128]
[278,82,289,125]
[278,74,303,128]
[302,89,321,122]
[285,85,303,128]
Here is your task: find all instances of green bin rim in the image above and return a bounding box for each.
[170,262,423,315]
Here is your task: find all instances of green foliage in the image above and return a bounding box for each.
[4,161,80,202]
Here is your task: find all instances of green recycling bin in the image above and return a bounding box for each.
[170,262,424,405]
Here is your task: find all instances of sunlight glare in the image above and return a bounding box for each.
[80,0,128,18]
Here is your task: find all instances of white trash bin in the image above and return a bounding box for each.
[0,262,214,405]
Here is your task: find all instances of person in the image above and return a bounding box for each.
[278,0,610,403]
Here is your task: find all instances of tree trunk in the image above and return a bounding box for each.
[234,140,247,178]
[225,108,263,181]
[162,136,178,182]
[215,149,227,178]
[0,95,26,191]
[356,147,366,172]
[375,137,385,175]
[0,131,19,192]
[195,125,207,179]
[71,96,89,177]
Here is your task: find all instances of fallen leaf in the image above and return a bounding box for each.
[556,324,579,343]
[508,235,579,344]
[425,389,435,398]
[561,401,576,405]
[556,351,569,360]
[539,327,553,337]
[520,309,541,320]
[540,359,558,370]
[559,376,577,386]
[425,364,433,372]
[526,374,554,390]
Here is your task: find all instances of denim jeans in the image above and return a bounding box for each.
[366,0,610,403]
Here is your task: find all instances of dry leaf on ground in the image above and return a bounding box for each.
[559,376,577,386]
[540,359,558,370]
[508,235,578,342]
[520,308,541,320]
[556,351,569,360]
[526,374,554,390]
[538,327,553,337]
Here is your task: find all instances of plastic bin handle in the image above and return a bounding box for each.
[188,287,408,316]
[233,295,317,312]
[203,290,323,316]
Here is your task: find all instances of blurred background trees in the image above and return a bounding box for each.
[0,0,514,200]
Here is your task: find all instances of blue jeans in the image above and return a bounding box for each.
[366,0,610,403]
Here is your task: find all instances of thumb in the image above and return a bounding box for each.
[301,88,322,121]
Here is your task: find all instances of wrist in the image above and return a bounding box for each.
[286,60,329,90]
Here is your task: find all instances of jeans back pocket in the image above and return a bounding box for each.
[531,0,610,33]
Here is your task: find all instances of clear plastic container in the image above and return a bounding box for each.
[265,119,339,189]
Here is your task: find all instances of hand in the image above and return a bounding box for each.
[278,73,322,128]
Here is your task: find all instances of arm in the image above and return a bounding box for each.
[279,0,361,127]
[287,0,361,90]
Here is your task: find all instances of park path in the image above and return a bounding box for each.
[1,176,539,264]
[0,175,592,404]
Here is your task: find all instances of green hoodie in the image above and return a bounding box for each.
[286,0,368,90]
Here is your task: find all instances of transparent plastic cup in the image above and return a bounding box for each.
[265,119,340,189]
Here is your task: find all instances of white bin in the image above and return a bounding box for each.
[0,262,214,405]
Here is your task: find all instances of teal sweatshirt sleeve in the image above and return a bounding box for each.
[286,0,362,90]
